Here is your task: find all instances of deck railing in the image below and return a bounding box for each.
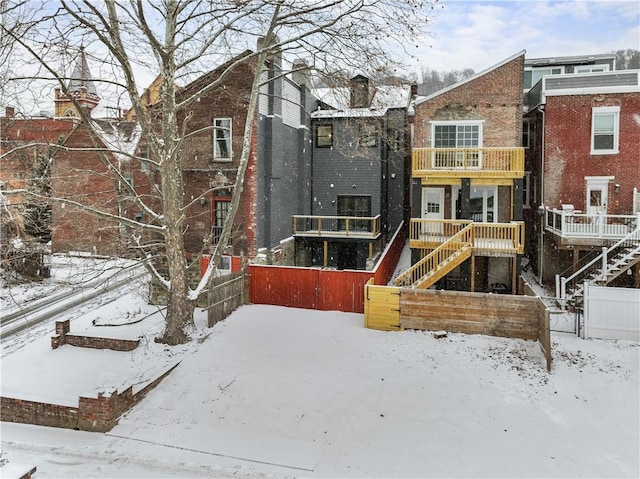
[409,219,524,254]
[544,208,639,240]
[396,223,474,288]
[293,214,381,238]
[412,147,524,178]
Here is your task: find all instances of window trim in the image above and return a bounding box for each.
[430,120,484,148]
[590,106,619,155]
[315,124,333,148]
[212,195,232,244]
[213,117,233,162]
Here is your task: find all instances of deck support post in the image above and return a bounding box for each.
[470,255,476,292]
[323,241,328,267]
[511,256,517,294]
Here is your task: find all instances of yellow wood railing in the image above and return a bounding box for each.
[410,220,524,254]
[396,224,474,288]
[412,147,524,179]
[293,214,381,238]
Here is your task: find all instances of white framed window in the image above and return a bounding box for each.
[591,106,619,155]
[576,65,609,74]
[431,121,483,148]
[213,118,232,161]
[452,185,497,223]
[431,121,483,169]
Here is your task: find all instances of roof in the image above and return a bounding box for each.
[414,50,526,106]
[68,47,99,98]
[91,119,141,162]
[310,84,412,118]
[525,53,616,67]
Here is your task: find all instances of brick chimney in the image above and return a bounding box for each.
[350,75,370,108]
[5,106,15,118]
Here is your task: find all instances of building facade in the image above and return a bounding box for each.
[292,75,412,270]
[401,51,526,293]
[524,66,640,291]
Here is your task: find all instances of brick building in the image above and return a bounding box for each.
[524,65,640,291]
[401,51,526,293]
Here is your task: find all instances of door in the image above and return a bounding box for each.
[585,177,612,216]
[421,187,444,237]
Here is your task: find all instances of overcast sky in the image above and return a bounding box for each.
[409,0,639,74]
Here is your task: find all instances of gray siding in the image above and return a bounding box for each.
[256,74,313,249]
[311,117,383,217]
[545,72,638,90]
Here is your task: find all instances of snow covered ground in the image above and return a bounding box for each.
[1,259,639,478]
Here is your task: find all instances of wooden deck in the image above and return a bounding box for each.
[412,147,524,180]
[293,214,381,239]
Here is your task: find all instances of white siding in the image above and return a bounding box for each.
[282,79,301,128]
[584,284,640,341]
[258,70,269,116]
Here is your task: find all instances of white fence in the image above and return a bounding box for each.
[583,284,640,341]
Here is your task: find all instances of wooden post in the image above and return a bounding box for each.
[323,241,328,267]
[511,256,517,294]
[470,255,475,292]
[369,242,373,259]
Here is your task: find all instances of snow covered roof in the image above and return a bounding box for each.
[310,84,412,118]
[91,119,142,162]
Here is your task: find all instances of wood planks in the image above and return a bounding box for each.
[399,289,539,340]
[364,280,400,330]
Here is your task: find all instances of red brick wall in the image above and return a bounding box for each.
[542,93,640,214]
[414,53,524,148]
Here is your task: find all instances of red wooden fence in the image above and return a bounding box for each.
[249,223,406,313]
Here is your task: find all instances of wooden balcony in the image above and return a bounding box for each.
[544,207,640,247]
[409,219,525,256]
[412,147,524,180]
[293,214,381,239]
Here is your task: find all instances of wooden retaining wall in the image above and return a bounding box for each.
[364,283,552,371]
[249,224,406,314]
[206,270,245,327]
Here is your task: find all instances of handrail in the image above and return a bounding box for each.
[558,225,640,299]
[545,208,639,239]
[396,223,473,288]
[293,214,381,237]
[412,147,524,176]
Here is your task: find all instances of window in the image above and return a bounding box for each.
[591,106,619,155]
[212,196,231,244]
[431,121,483,168]
[432,122,481,148]
[139,145,150,172]
[523,67,563,89]
[337,195,371,231]
[575,65,609,73]
[213,118,232,161]
[523,171,531,209]
[315,124,333,148]
[452,186,496,223]
[359,124,378,148]
[522,120,530,149]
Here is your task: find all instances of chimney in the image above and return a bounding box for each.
[350,75,370,108]
[5,106,15,118]
[292,59,310,86]
[410,83,418,98]
[257,35,281,68]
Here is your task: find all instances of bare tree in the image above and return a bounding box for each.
[1,0,434,344]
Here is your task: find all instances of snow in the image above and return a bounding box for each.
[1,261,639,478]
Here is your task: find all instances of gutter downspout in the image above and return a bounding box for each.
[538,103,545,286]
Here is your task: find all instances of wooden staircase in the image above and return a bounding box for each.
[395,224,473,289]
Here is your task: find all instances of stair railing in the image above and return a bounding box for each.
[395,223,473,288]
[557,222,640,300]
